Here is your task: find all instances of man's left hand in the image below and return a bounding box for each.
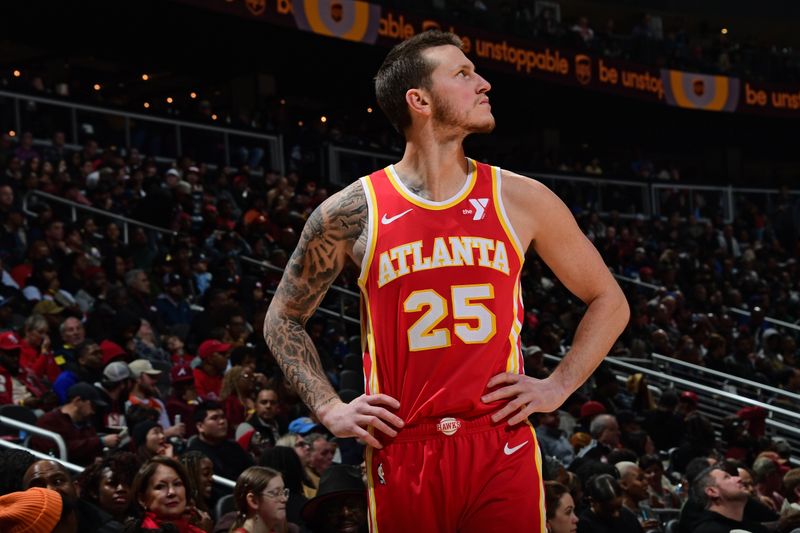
[481,374,569,425]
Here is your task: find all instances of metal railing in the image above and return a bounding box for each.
[23,189,178,244]
[613,273,800,334]
[544,353,800,465]
[325,145,800,223]
[0,437,237,489]
[0,415,67,460]
[1,89,284,175]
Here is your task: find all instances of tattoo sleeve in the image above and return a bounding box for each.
[263,181,367,413]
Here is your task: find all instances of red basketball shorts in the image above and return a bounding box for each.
[365,415,545,532]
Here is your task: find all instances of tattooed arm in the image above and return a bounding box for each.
[264,181,403,448]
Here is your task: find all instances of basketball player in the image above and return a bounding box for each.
[264,30,629,532]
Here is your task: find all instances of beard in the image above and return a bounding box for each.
[430,90,495,135]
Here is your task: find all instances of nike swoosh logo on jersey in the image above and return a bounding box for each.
[381,208,413,225]
[503,440,529,456]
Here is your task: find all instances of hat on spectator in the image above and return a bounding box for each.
[132,420,161,448]
[128,359,162,378]
[170,364,193,384]
[103,361,131,383]
[198,340,232,360]
[100,340,127,365]
[0,331,22,352]
[175,181,192,195]
[165,168,180,177]
[0,487,63,533]
[187,166,200,174]
[763,328,780,340]
[301,465,365,525]
[164,273,183,286]
[680,391,698,405]
[67,382,108,408]
[288,417,320,435]
[579,400,606,419]
[32,300,64,316]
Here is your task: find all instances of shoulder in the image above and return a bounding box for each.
[310,180,367,241]
[498,169,560,209]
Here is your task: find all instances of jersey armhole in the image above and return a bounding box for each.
[358,176,378,288]
[492,166,525,262]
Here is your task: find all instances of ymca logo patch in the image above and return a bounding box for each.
[465,198,489,220]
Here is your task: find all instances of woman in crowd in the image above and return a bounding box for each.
[77,451,139,523]
[229,466,297,533]
[125,456,210,533]
[179,451,215,517]
[134,420,173,462]
[577,474,644,533]
[220,365,257,434]
[545,481,579,533]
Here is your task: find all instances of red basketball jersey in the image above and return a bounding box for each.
[358,159,525,425]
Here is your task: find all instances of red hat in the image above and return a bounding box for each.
[170,364,193,384]
[580,400,606,419]
[0,331,22,352]
[237,428,256,452]
[100,340,127,365]
[680,391,699,404]
[198,339,232,360]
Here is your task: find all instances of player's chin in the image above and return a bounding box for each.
[470,117,496,134]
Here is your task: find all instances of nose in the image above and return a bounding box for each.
[477,74,491,93]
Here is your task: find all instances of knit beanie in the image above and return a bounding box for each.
[0,487,63,533]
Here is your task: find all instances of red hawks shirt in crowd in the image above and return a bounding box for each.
[358,159,525,426]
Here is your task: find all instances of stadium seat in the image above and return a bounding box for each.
[339,370,364,394]
[215,493,235,520]
[0,404,38,443]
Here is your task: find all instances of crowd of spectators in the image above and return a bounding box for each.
[0,95,798,533]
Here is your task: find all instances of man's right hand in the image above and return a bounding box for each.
[102,434,121,448]
[317,394,404,449]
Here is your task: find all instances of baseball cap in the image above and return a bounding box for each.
[32,300,64,315]
[0,487,63,533]
[128,359,162,378]
[288,416,320,435]
[67,382,108,407]
[0,331,22,352]
[198,339,232,360]
[103,361,131,382]
[100,339,127,365]
[165,168,180,177]
[187,166,200,174]
[170,364,193,384]
[680,391,699,404]
[579,400,606,419]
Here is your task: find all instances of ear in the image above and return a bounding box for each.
[405,88,431,118]
[705,485,720,500]
[246,492,259,513]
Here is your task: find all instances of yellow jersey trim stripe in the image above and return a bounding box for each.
[365,445,380,532]
[528,423,547,532]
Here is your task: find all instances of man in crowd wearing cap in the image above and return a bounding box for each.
[52,339,104,403]
[23,458,122,532]
[187,400,253,487]
[165,363,199,436]
[193,338,231,400]
[94,361,132,432]
[0,330,26,404]
[32,382,120,465]
[32,300,65,331]
[126,358,185,439]
[155,272,193,327]
[301,464,367,533]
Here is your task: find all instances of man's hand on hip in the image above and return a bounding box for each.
[318,393,404,449]
[481,373,569,425]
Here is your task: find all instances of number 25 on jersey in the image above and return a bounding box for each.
[403,284,496,351]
